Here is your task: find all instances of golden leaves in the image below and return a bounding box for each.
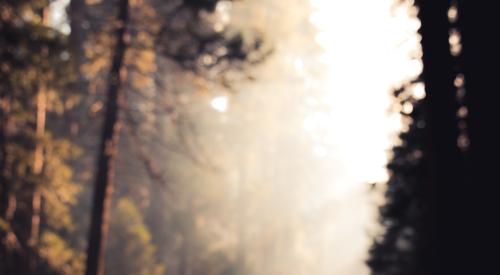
[130,49,156,73]
[39,232,85,275]
[126,49,157,91]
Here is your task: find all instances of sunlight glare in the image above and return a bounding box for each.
[305,0,420,191]
[49,0,71,34]
[211,96,229,112]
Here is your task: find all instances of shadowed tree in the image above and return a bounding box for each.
[84,0,129,274]
[369,0,462,274]
[1,1,83,274]
[417,1,464,274]
[367,81,429,275]
[455,1,500,274]
[369,1,500,275]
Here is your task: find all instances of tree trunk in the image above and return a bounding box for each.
[418,0,464,274]
[69,0,88,115]
[457,1,500,274]
[27,81,46,272]
[0,88,14,275]
[27,9,50,272]
[85,1,129,274]
[29,79,47,245]
[69,0,87,70]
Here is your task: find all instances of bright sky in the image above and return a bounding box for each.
[302,1,421,274]
[307,0,421,193]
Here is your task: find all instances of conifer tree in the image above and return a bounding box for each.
[1,1,83,274]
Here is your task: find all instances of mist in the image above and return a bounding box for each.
[113,1,420,275]
[1,0,422,274]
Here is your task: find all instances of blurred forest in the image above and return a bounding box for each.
[1,0,332,274]
[368,1,500,275]
[2,0,499,275]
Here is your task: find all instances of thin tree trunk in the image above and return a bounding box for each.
[69,0,87,69]
[0,90,14,275]
[29,82,46,246]
[27,9,49,272]
[27,82,46,272]
[85,1,129,274]
[69,0,88,108]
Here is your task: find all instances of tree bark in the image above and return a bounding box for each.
[418,1,464,274]
[29,79,47,247]
[85,1,129,274]
[27,81,46,272]
[0,87,14,275]
[69,0,87,70]
[27,9,49,272]
[457,1,500,274]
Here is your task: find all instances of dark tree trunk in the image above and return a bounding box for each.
[457,1,500,274]
[69,0,87,70]
[85,1,129,274]
[69,0,88,102]
[418,0,464,274]
[0,92,14,275]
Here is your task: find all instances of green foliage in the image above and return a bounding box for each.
[1,1,82,274]
[106,198,165,275]
[39,231,85,275]
[42,137,82,231]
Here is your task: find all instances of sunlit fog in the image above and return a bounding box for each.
[126,1,420,274]
[1,0,424,274]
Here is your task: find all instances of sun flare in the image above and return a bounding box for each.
[305,0,421,191]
